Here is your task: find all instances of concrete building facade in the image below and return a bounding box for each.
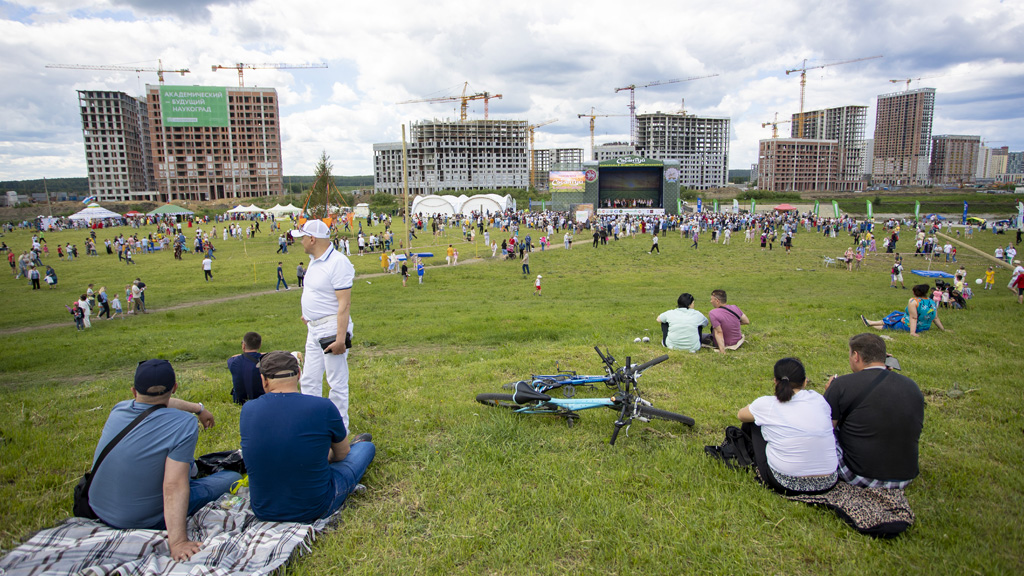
[757,138,840,192]
[791,105,867,191]
[871,88,936,187]
[373,119,529,195]
[145,85,284,202]
[593,142,636,162]
[78,90,156,202]
[531,148,583,190]
[635,112,730,190]
[929,135,980,186]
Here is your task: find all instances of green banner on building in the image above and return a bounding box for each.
[159,86,230,127]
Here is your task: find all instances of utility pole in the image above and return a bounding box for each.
[43,177,53,217]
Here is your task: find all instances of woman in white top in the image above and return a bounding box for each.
[737,358,838,495]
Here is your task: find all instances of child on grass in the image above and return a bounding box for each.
[984,266,995,290]
[111,293,122,318]
[416,259,425,284]
[535,275,542,296]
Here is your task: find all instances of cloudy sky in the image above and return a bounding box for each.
[2,0,1022,180]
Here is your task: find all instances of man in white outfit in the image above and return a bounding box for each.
[292,220,355,429]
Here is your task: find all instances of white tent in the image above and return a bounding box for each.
[411,195,463,216]
[460,194,513,216]
[266,204,302,216]
[68,204,122,221]
[226,205,266,214]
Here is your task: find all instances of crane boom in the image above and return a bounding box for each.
[614,73,718,146]
[211,62,328,86]
[785,55,882,137]
[577,108,628,160]
[761,112,792,139]
[398,82,502,121]
[528,119,558,191]
[46,59,190,84]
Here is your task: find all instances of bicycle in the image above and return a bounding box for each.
[499,361,607,398]
[476,347,695,445]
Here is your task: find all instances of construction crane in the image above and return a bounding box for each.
[45,59,190,84]
[614,73,718,145]
[397,82,503,121]
[211,62,328,87]
[577,108,628,160]
[888,73,945,92]
[786,55,882,138]
[761,112,793,139]
[528,119,558,191]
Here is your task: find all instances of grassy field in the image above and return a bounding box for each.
[1,218,1022,574]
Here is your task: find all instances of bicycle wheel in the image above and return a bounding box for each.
[476,393,523,410]
[638,405,695,427]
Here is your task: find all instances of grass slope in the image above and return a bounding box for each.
[0,222,1022,574]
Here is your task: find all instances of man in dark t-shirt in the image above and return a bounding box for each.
[240,351,375,522]
[824,333,924,489]
[227,332,264,404]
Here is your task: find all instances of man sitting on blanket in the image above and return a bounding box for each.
[706,289,750,353]
[824,333,924,489]
[87,359,241,561]
[240,351,376,523]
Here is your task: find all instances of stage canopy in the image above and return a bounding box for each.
[68,204,122,221]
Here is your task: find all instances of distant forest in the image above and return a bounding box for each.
[1,175,374,196]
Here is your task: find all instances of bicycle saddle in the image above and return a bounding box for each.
[513,381,552,404]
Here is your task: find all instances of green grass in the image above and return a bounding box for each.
[0,221,1022,574]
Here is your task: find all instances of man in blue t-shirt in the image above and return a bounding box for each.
[240,351,375,523]
[87,359,241,561]
[227,331,264,404]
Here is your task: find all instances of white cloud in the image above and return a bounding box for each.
[2,0,1024,180]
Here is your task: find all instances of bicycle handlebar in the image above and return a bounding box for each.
[629,354,669,376]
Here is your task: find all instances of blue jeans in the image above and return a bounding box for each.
[277,277,288,290]
[324,442,376,518]
[146,470,242,529]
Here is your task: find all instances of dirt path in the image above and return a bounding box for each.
[0,247,552,336]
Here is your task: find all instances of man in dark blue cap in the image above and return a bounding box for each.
[85,359,240,561]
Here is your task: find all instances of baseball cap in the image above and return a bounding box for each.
[257,351,300,379]
[135,359,176,396]
[291,220,330,239]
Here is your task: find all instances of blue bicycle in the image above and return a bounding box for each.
[476,347,695,445]
[500,361,608,398]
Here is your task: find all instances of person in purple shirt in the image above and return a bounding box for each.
[707,289,750,353]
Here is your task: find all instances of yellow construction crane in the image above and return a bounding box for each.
[761,112,792,139]
[397,82,503,121]
[786,55,882,137]
[614,73,718,145]
[45,59,190,84]
[211,62,328,87]
[528,119,558,190]
[577,108,628,160]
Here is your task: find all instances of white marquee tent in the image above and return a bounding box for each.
[266,204,303,217]
[68,203,122,221]
[411,193,514,216]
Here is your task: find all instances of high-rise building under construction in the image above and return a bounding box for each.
[78,85,284,202]
[146,85,284,201]
[78,90,155,202]
[791,105,867,191]
[871,88,935,187]
[929,135,980,186]
[373,119,529,195]
[635,112,730,190]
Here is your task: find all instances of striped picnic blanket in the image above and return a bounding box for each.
[0,488,338,576]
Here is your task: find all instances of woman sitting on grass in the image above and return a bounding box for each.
[861,284,947,337]
[736,358,838,495]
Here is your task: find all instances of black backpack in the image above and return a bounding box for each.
[704,425,755,469]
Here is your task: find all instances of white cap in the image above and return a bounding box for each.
[537,275,542,279]
[291,220,330,239]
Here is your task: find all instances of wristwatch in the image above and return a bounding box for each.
[195,402,205,415]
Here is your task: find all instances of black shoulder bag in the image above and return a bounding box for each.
[73,404,165,519]
[837,370,890,429]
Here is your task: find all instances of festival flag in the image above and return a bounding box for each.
[713,199,719,213]
[697,198,703,213]
[733,199,739,214]
[866,200,873,219]
[832,200,841,218]
[1018,201,1024,228]
[82,196,97,204]
[677,198,682,214]
[750,199,756,214]
[915,200,920,221]
[814,200,820,217]
[962,201,968,224]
